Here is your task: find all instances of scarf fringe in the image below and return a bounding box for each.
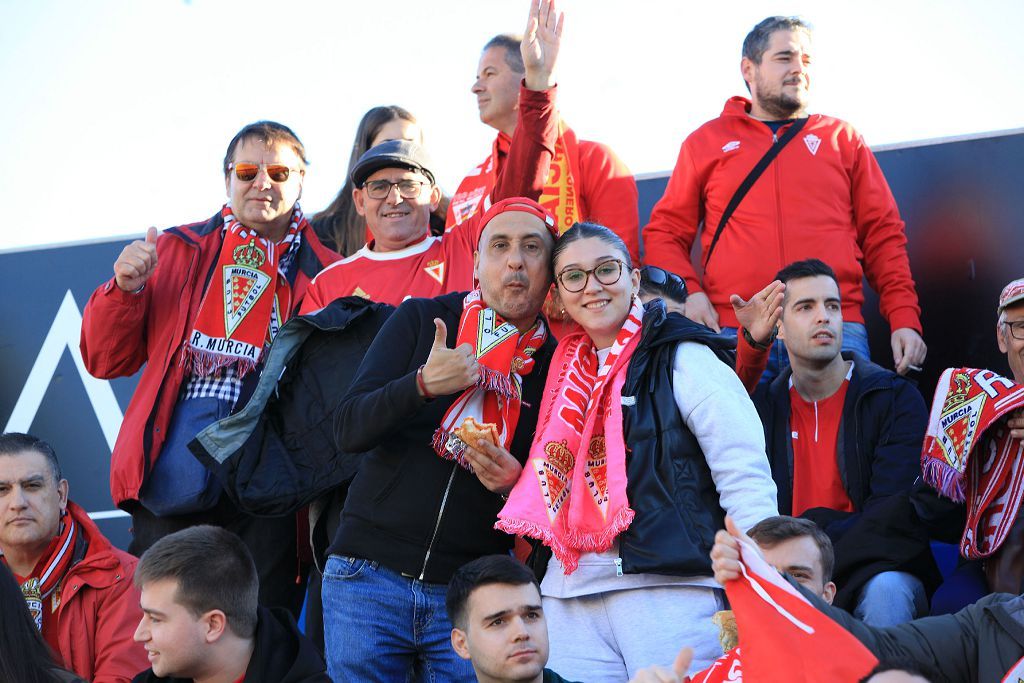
[479,365,518,399]
[179,344,258,379]
[922,457,966,503]
[496,506,635,576]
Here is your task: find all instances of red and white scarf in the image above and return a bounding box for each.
[496,298,643,573]
[6,514,78,631]
[922,367,1024,559]
[181,204,304,377]
[433,290,548,466]
[446,121,582,233]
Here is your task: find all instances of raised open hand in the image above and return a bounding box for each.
[522,0,564,90]
[731,279,785,347]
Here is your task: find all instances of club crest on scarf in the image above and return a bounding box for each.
[922,367,1024,559]
[433,290,547,468]
[497,297,644,573]
[224,239,272,337]
[181,204,303,378]
[21,578,44,630]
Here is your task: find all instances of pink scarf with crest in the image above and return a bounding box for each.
[496,298,643,573]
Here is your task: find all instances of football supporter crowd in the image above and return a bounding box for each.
[3,1,1024,681]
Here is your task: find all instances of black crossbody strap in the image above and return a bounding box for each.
[703,117,809,270]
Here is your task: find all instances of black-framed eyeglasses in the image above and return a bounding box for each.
[556,259,625,293]
[363,179,429,200]
[1003,320,1024,341]
[640,265,688,302]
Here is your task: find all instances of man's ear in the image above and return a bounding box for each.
[473,249,481,283]
[451,628,472,661]
[57,479,69,512]
[429,184,442,213]
[998,322,1009,353]
[202,610,229,643]
[821,581,837,605]
[740,57,756,92]
[353,187,367,217]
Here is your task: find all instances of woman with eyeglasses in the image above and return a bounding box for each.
[311,105,450,257]
[497,222,778,680]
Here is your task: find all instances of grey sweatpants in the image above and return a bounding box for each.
[543,584,726,682]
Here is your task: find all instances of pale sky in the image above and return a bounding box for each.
[1,0,1021,251]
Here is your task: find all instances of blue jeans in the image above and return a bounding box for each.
[723,321,871,388]
[322,555,476,683]
[853,570,928,627]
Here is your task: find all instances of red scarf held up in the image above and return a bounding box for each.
[496,298,644,574]
[921,367,1024,559]
[181,204,304,378]
[433,289,547,467]
[6,514,78,631]
[446,121,582,233]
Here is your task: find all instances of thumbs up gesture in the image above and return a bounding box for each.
[419,318,480,397]
[114,226,159,292]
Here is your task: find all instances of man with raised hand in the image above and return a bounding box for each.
[643,15,925,384]
[301,0,562,311]
[80,121,338,616]
[453,24,638,260]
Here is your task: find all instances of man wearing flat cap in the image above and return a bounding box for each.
[301,0,561,311]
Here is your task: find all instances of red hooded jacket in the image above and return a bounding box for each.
[80,213,339,506]
[643,97,921,333]
[53,502,148,683]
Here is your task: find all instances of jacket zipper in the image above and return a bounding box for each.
[614,557,624,577]
[419,464,457,580]
[772,128,787,268]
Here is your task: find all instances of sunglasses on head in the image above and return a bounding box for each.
[640,265,688,301]
[229,162,301,183]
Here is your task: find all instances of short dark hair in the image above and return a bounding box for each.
[223,120,308,177]
[483,34,525,73]
[135,526,259,638]
[774,258,838,288]
[446,555,539,630]
[859,658,939,683]
[553,221,633,274]
[639,265,688,305]
[748,515,835,582]
[0,433,62,482]
[742,16,812,64]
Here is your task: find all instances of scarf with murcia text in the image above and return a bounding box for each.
[922,367,1024,559]
[181,204,304,377]
[5,513,79,631]
[433,289,547,467]
[496,297,643,573]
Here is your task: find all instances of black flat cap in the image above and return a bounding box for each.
[350,139,436,188]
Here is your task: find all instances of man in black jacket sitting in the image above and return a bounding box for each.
[737,259,933,626]
[324,197,559,682]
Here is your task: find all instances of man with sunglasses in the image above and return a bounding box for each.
[643,16,926,384]
[80,120,339,616]
[300,0,562,312]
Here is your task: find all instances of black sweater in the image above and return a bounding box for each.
[331,292,556,583]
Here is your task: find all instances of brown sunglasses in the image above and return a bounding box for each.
[229,162,302,183]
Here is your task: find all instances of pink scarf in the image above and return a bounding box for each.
[921,367,1024,559]
[496,298,643,573]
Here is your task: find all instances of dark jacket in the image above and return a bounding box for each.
[131,606,329,682]
[802,583,1024,683]
[331,292,556,583]
[756,352,939,607]
[190,296,394,517]
[618,302,738,576]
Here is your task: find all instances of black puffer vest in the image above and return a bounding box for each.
[617,301,737,576]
